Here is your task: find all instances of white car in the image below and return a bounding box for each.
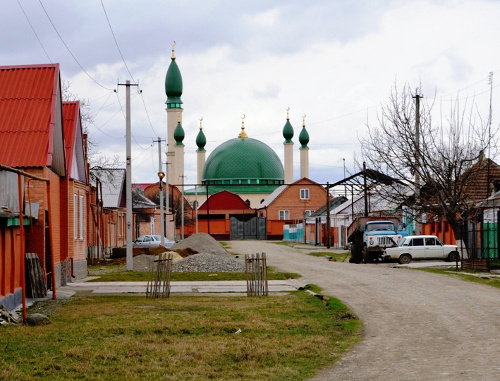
[383,235,459,264]
[133,235,175,249]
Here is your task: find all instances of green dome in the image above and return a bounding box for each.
[196,128,206,151]
[202,137,284,191]
[165,58,183,108]
[299,125,309,148]
[282,119,294,143]
[174,121,185,145]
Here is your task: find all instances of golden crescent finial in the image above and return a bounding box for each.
[171,41,176,60]
[302,114,306,126]
[286,107,290,120]
[238,114,248,139]
[199,117,203,129]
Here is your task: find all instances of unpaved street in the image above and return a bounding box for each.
[230,241,500,381]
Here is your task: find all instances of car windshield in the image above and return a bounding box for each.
[398,237,409,246]
[152,235,161,241]
[366,223,394,232]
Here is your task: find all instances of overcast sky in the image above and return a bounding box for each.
[2,0,500,187]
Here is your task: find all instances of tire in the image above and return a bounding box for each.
[398,254,412,264]
[448,251,460,262]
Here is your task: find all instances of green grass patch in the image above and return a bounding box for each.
[418,268,500,289]
[307,251,350,262]
[2,292,361,381]
[87,265,300,282]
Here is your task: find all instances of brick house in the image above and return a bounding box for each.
[0,64,89,311]
[256,178,328,240]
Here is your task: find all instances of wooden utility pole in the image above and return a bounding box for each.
[326,182,331,248]
[118,80,139,271]
[413,90,423,235]
[155,137,166,245]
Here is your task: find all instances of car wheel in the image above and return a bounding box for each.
[448,251,460,262]
[398,254,411,264]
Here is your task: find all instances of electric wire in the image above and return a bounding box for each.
[38,0,113,91]
[17,0,52,62]
[100,0,159,137]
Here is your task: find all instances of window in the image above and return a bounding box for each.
[74,194,78,239]
[279,210,290,220]
[411,238,424,246]
[300,188,310,200]
[425,237,436,246]
[79,195,85,239]
[304,210,314,217]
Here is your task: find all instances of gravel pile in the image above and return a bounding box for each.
[172,253,245,273]
[171,233,228,256]
[170,233,244,272]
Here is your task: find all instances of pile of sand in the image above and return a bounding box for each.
[171,233,228,256]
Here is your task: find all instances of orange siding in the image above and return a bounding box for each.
[0,226,21,299]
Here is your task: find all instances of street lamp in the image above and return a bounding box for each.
[158,171,165,246]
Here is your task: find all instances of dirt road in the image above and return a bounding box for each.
[230,240,500,381]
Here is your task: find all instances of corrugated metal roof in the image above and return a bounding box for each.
[63,101,78,172]
[63,101,87,183]
[91,168,126,208]
[0,64,62,169]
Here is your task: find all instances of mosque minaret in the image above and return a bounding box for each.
[165,42,183,186]
[282,107,294,184]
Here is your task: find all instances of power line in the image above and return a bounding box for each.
[38,0,113,91]
[100,0,159,137]
[17,0,52,62]
[100,0,136,83]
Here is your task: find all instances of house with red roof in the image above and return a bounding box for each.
[0,64,89,311]
[256,178,329,240]
[195,190,256,240]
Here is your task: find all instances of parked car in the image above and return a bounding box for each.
[383,235,459,264]
[133,235,175,249]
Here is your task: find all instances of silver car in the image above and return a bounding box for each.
[133,235,175,249]
[383,235,459,264]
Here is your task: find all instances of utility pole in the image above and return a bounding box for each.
[118,80,139,271]
[180,175,186,240]
[155,137,166,245]
[413,90,423,235]
[165,161,171,240]
[326,182,331,248]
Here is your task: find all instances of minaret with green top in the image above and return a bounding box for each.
[196,117,206,185]
[173,112,185,187]
[282,107,294,184]
[299,114,310,179]
[165,41,183,186]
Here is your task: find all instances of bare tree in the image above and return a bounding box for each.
[360,82,498,239]
[62,80,124,170]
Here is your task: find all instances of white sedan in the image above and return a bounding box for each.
[383,235,459,264]
[133,235,175,249]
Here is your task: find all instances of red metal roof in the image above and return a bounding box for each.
[62,101,79,173]
[198,190,251,211]
[0,64,61,168]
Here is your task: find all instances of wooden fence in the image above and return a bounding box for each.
[245,253,268,296]
[146,252,173,298]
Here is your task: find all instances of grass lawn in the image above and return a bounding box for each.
[1,291,361,381]
[418,268,500,289]
[87,262,300,282]
[306,251,351,262]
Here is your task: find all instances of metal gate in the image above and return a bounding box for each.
[230,216,267,240]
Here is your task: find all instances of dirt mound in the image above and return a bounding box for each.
[174,247,199,258]
[132,252,183,271]
[172,233,228,256]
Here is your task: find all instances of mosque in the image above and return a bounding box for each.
[159,44,330,241]
[164,44,312,208]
